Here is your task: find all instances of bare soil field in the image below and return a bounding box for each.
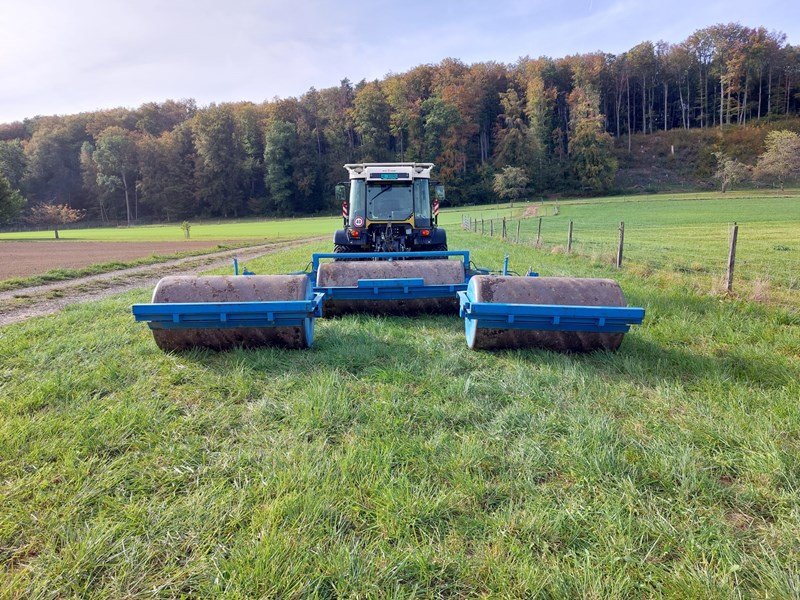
[0,237,324,326]
[0,241,225,279]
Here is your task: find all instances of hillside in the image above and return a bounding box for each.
[614,117,800,192]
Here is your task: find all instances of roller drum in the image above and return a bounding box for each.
[317,259,465,316]
[150,275,312,351]
[466,276,627,352]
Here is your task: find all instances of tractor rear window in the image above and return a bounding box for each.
[366,183,413,221]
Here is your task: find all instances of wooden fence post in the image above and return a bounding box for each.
[473,219,477,232]
[490,220,493,236]
[726,222,738,292]
[481,218,484,234]
[536,217,542,246]
[502,217,506,240]
[567,220,573,253]
[616,221,625,268]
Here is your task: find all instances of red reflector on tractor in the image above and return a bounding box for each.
[421,229,431,237]
[350,229,360,238]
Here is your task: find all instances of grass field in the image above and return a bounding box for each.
[467,190,800,307]
[1,220,799,596]
[0,203,514,243]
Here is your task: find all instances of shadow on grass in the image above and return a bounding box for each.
[167,284,797,394]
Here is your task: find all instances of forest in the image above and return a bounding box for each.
[0,22,798,224]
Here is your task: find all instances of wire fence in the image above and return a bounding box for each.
[461,212,799,307]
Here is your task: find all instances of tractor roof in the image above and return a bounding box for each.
[344,163,434,180]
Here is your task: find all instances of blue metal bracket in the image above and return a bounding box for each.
[317,278,466,301]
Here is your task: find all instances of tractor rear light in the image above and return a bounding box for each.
[420,229,431,237]
[349,229,360,238]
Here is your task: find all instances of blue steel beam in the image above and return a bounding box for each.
[457,291,645,334]
[311,251,470,274]
[132,294,324,330]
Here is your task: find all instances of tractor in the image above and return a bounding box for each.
[334,163,447,254]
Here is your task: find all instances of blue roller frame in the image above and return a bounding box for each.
[132,293,325,330]
[311,251,471,301]
[458,288,645,347]
[131,251,646,351]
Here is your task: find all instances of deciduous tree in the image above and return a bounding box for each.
[25,203,84,239]
[0,174,25,225]
[713,152,749,192]
[492,166,529,206]
[755,130,800,190]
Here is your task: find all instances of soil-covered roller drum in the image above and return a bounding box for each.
[464,275,631,352]
[149,275,313,351]
[316,259,465,316]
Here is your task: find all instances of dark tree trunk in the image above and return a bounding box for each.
[627,75,631,153]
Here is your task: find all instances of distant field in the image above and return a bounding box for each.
[0,203,515,243]
[0,215,336,242]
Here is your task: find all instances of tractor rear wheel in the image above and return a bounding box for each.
[427,243,448,258]
[334,244,359,261]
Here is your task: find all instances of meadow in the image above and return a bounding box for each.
[0,202,512,244]
[1,209,799,595]
[467,190,800,307]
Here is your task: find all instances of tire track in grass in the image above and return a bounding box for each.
[0,237,325,326]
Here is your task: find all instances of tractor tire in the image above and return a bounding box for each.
[334,244,355,261]
[428,243,448,258]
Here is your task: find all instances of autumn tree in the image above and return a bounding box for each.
[0,174,25,225]
[91,126,139,225]
[25,203,85,239]
[351,81,391,162]
[713,152,749,192]
[568,86,618,193]
[137,124,197,220]
[755,130,800,190]
[0,140,26,190]
[264,120,296,215]
[493,88,535,170]
[492,166,529,206]
[192,104,244,217]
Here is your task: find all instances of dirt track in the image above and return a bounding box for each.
[0,238,324,327]
[0,240,228,279]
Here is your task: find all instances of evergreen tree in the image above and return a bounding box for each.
[0,174,25,225]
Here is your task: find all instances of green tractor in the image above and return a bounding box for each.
[333,163,447,254]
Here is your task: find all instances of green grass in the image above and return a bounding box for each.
[0,203,515,243]
[478,190,800,307]
[1,230,799,597]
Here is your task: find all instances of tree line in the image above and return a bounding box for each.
[0,22,797,226]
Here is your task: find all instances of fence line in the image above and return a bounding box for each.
[460,212,797,301]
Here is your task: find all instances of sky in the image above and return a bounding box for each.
[0,0,797,123]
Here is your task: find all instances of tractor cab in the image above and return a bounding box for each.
[334,163,447,253]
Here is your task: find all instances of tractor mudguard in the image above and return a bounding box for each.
[430,228,447,246]
[333,229,349,246]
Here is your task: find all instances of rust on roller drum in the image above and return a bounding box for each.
[469,276,627,352]
[150,275,311,351]
[316,259,465,316]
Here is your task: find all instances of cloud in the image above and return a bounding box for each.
[0,0,796,122]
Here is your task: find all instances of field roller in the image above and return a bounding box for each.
[131,162,644,352]
[132,250,644,353]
